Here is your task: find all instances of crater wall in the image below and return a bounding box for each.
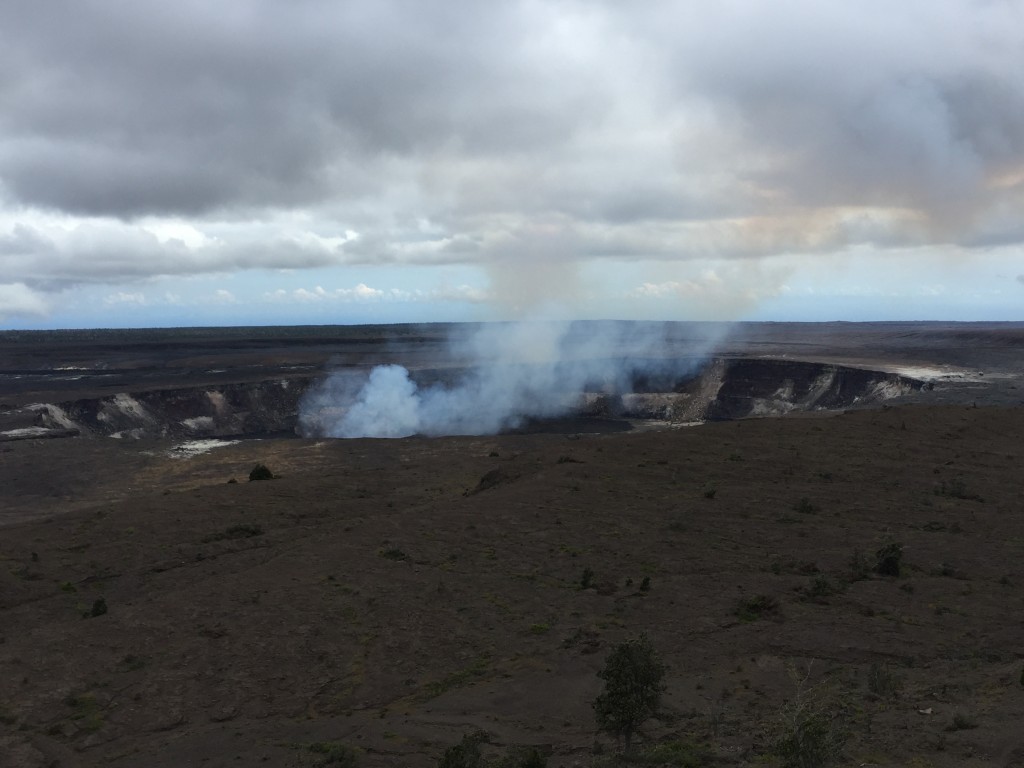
[3,358,925,440]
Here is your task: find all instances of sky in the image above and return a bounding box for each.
[1,0,1023,329]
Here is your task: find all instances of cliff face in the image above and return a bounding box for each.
[576,358,922,423]
[5,357,924,441]
[701,358,923,420]
[31,380,305,439]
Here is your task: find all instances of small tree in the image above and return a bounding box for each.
[593,634,666,753]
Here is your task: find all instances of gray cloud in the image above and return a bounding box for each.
[1,0,1023,299]
[0,220,353,290]
[0,1,600,218]
[0,282,48,319]
[643,2,1024,228]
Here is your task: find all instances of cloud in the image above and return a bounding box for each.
[290,284,384,303]
[103,291,147,305]
[623,259,795,320]
[1,1,1024,315]
[1017,274,1024,285]
[0,282,48,318]
[276,284,382,303]
[0,1,597,218]
[0,217,357,290]
[266,283,490,305]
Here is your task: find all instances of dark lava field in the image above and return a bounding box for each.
[1,321,1023,767]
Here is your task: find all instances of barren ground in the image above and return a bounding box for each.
[2,404,1024,767]
[1,323,1023,767]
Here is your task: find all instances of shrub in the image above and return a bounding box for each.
[202,524,263,543]
[801,575,841,602]
[866,663,901,699]
[766,665,848,768]
[848,549,872,581]
[735,594,780,622]
[438,731,487,768]
[794,498,818,515]
[639,740,713,767]
[593,634,667,753]
[518,750,546,768]
[874,542,903,577]
[308,741,360,767]
[249,463,275,481]
[496,747,548,768]
[580,567,595,590]
[946,712,978,731]
[934,477,982,501]
[772,712,845,768]
[122,654,147,671]
[88,597,107,618]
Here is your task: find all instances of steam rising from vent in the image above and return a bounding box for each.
[299,321,715,438]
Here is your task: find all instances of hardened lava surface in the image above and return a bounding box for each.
[2,404,1024,766]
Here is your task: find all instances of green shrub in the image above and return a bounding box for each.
[801,575,841,602]
[874,542,903,577]
[249,463,275,481]
[946,713,978,732]
[735,594,780,622]
[934,477,982,501]
[637,740,712,766]
[767,666,848,768]
[122,654,147,671]
[772,712,845,767]
[308,741,360,766]
[494,747,548,768]
[580,567,595,590]
[848,549,872,581]
[794,498,818,515]
[514,749,546,768]
[866,663,901,699]
[438,731,487,768]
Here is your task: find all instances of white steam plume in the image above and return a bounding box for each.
[299,320,719,438]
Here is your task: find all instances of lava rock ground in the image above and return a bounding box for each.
[2,322,1024,767]
[2,403,1024,767]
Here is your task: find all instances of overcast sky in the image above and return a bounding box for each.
[2,0,1023,328]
